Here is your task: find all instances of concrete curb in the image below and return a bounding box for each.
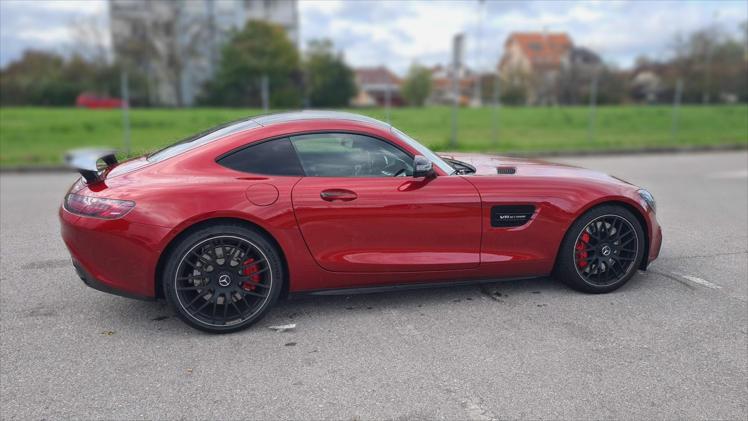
[1,143,745,173]
[498,143,747,158]
[0,165,74,174]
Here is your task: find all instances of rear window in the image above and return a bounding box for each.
[147,119,260,163]
[217,138,304,176]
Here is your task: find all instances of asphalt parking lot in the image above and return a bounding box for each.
[1,151,746,420]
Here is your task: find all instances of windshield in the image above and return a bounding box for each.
[147,118,260,163]
[391,128,455,175]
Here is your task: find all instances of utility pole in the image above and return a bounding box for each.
[472,0,485,106]
[302,69,310,108]
[206,0,217,73]
[703,11,718,104]
[260,75,269,112]
[672,78,684,143]
[703,42,713,104]
[492,72,500,148]
[120,70,131,156]
[385,81,391,124]
[450,33,464,149]
[587,70,599,144]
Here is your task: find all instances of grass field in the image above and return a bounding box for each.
[1,105,746,166]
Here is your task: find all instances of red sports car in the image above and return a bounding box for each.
[60,111,662,333]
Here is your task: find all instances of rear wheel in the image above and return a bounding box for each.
[555,205,645,293]
[163,223,283,333]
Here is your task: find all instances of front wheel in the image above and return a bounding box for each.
[555,205,645,293]
[163,223,283,333]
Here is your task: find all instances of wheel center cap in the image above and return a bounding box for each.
[217,274,232,287]
[601,245,612,256]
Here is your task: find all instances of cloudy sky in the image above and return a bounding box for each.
[1,0,746,74]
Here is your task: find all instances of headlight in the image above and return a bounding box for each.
[638,189,656,213]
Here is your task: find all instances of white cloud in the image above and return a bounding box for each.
[5,0,105,14]
[567,4,604,23]
[2,0,746,72]
[15,26,71,44]
[299,0,345,14]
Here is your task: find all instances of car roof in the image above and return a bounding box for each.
[147,111,393,164]
[250,110,391,129]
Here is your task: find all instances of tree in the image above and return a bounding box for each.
[591,66,628,105]
[68,15,111,67]
[304,39,356,107]
[499,69,530,105]
[108,0,213,106]
[401,64,432,106]
[628,22,747,104]
[558,47,602,105]
[0,50,121,106]
[665,22,747,103]
[0,51,68,105]
[199,20,301,107]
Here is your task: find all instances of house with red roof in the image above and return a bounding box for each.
[498,31,574,105]
[351,66,404,107]
[428,64,480,106]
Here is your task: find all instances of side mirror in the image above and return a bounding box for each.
[413,155,435,178]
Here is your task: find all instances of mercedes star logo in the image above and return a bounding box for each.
[601,245,612,256]
[218,274,232,287]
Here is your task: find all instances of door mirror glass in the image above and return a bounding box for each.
[413,155,434,178]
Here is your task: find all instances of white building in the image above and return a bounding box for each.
[110,0,299,106]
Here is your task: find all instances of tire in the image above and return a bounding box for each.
[162,223,283,333]
[555,204,645,293]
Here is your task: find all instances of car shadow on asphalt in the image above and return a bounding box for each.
[99,271,655,335]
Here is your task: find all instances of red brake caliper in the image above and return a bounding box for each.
[241,258,261,291]
[575,232,590,268]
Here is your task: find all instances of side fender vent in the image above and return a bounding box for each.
[496,166,516,174]
[491,205,535,227]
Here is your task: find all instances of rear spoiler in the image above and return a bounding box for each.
[64,148,118,184]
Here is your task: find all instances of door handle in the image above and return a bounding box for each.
[320,189,358,202]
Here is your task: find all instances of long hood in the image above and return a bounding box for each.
[440,152,634,186]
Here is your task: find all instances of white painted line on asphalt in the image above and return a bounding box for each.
[677,273,722,289]
[707,169,748,179]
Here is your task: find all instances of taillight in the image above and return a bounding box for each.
[64,193,135,219]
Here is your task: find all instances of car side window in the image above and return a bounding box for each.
[217,137,304,176]
[290,133,414,177]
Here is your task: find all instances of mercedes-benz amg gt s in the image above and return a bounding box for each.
[60,111,662,333]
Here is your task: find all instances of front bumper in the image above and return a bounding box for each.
[60,206,170,299]
[644,210,663,268]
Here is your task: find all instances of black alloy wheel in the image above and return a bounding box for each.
[164,224,283,333]
[573,215,638,286]
[555,205,645,293]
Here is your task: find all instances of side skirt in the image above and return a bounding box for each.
[292,276,544,297]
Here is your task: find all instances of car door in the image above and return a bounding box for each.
[290,132,482,273]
